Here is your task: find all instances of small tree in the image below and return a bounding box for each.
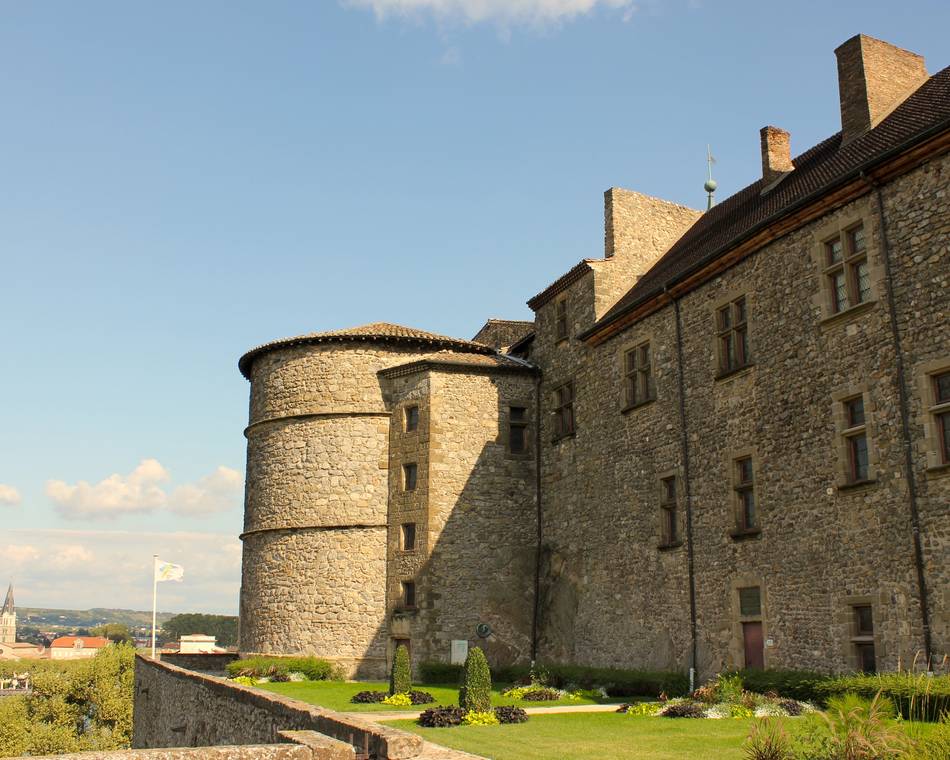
[390,644,411,695]
[459,647,491,713]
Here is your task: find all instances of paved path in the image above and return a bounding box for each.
[348,702,621,722]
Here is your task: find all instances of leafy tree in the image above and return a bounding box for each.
[390,644,411,695]
[459,647,492,713]
[90,623,133,644]
[162,613,239,646]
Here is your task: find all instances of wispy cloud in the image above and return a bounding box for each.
[46,460,243,520]
[0,484,22,506]
[6,529,241,614]
[344,0,637,26]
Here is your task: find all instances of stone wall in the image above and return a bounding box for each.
[133,656,420,759]
[530,151,949,676]
[160,653,239,673]
[380,366,538,669]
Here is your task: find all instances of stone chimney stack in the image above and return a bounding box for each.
[760,126,793,184]
[834,34,928,146]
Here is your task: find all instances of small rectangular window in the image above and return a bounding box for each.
[851,604,875,673]
[717,297,751,375]
[738,586,761,617]
[842,396,870,483]
[660,476,678,546]
[405,406,419,432]
[508,406,528,454]
[400,581,416,608]
[553,382,575,440]
[624,342,655,408]
[735,457,756,531]
[401,523,416,551]
[403,463,418,492]
[825,224,870,314]
[933,371,950,465]
[555,299,568,342]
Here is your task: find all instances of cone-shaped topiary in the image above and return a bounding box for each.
[390,644,412,695]
[459,646,492,713]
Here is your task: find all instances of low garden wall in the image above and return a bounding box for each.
[133,655,434,760]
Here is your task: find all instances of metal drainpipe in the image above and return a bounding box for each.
[669,287,699,689]
[864,173,933,666]
[531,370,543,663]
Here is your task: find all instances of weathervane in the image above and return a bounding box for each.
[704,144,718,210]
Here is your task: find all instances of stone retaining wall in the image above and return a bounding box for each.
[160,652,239,673]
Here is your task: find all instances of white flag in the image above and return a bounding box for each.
[155,558,184,583]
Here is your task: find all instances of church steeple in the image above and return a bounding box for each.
[0,583,14,644]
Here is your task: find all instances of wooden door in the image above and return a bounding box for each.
[742,622,764,669]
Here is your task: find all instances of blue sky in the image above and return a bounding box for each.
[2,1,948,614]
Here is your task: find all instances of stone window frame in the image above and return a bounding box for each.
[728,576,769,670]
[399,580,417,610]
[620,332,657,413]
[504,401,533,459]
[657,469,683,551]
[551,380,576,443]
[402,462,418,492]
[554,296,569,344]
[399,522,417,553]
[917,358,950,476]
[404,405,420,433]
[836,593,884,673]
[811,206,881,327]
[728,448,762,540]
[832,385,879,491]
[711,289,754,381]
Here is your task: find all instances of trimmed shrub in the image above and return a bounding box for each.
[390,644,412,696]
[459,647,492,713]
[351,690,387,704]
[520,687,561,701]
[817,672,950,721]
[226,656,337,682]
[408,690,435,705]
[494,705,528,724]
[418,706,464,728]
[660,701,706,718]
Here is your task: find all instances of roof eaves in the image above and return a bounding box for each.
[526,259,599,312]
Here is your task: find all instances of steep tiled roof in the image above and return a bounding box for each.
[471,319,535,350]
[239,322,493,379]
[584,66,950,339]
[378,350,536,377]
[527,259,598,311]
[2,584,12,615]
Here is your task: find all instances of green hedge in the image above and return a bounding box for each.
[418,661,688,697]
[390,645,411,695]
[225,656,339,681]
[818,673,950,721]
[459,648,492,713]
[725,668,828,703]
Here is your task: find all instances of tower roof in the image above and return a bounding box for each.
[2,583,13,615]
[239,322,494,379]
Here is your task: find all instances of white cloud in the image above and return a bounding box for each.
[0,484,21,506]
[344,0,636,26]
[170,466,243,516]
[46,460,243,521]
[5,529,241,614]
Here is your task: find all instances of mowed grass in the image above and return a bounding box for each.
[256,680,622,712]
[389,713,755,760]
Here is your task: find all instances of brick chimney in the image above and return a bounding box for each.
[760,126,793,184]
[835,34,928,146]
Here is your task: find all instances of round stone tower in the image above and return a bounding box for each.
[237,323,493,678]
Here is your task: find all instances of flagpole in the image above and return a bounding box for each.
[151,554,158,659]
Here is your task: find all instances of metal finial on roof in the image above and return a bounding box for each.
[704,144,718,210]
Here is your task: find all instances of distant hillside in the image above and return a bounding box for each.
[19,608,176,629]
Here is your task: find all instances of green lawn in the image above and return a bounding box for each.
[257,680,622,712]
[389,713,755,760]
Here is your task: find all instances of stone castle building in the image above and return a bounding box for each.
[238,34,949,680]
